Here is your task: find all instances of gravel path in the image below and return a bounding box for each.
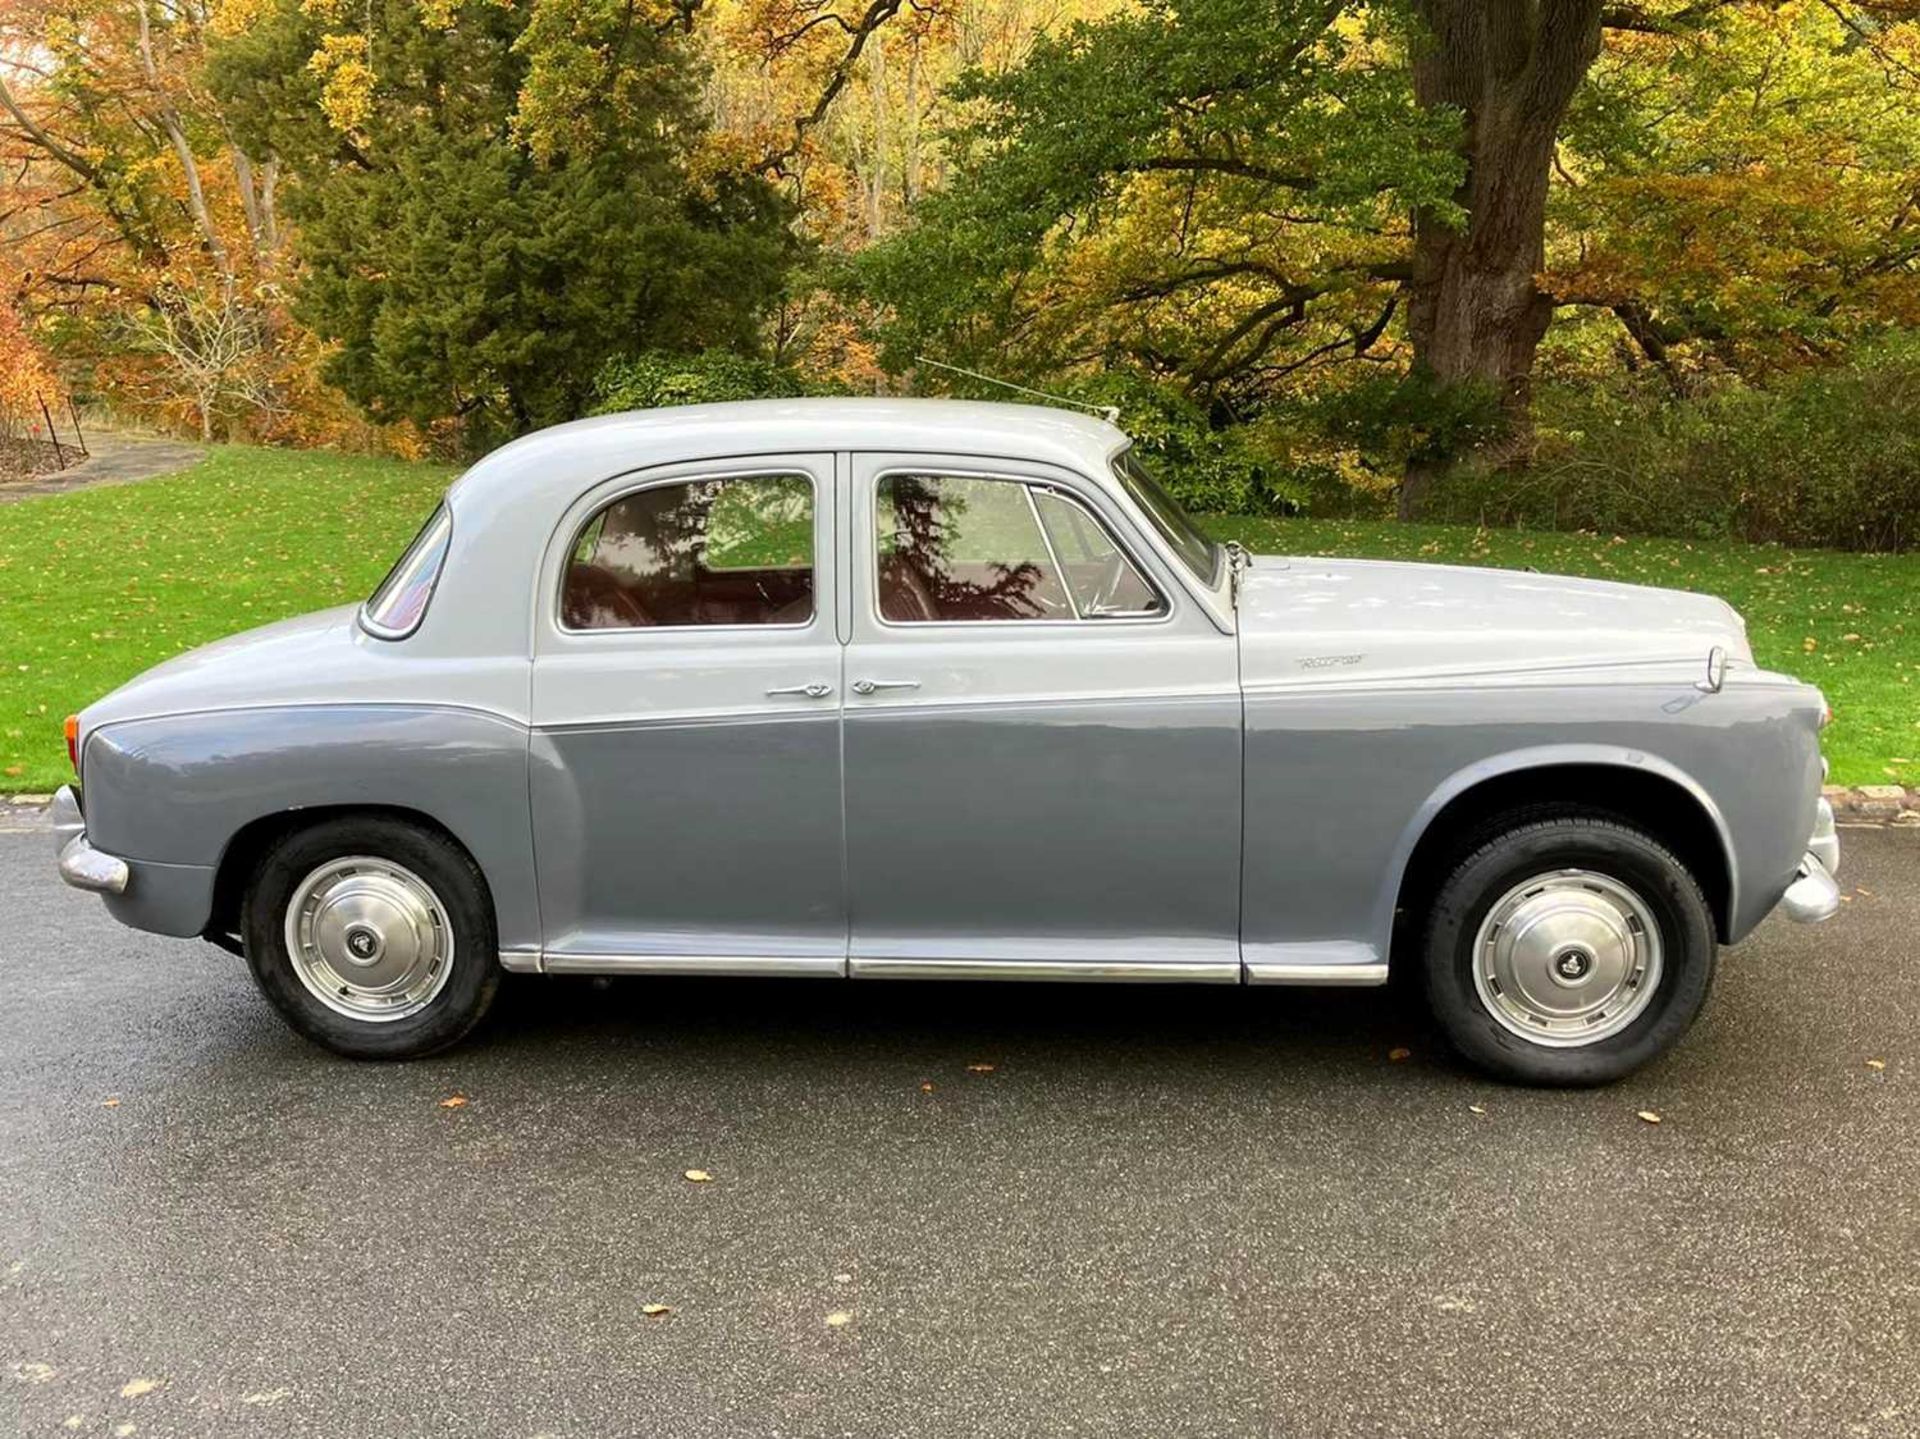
[0,432,205,505]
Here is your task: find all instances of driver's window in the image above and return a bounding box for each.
[562,474,814,630]
[875,473,1164,624]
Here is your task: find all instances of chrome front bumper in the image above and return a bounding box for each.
[50,785,130,895]
[1780,797,1840,925]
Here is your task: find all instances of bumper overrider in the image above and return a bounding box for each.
[1780,796,1841,925]
[50,785,130,895]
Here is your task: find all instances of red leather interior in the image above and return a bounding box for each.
[563,562,812,629]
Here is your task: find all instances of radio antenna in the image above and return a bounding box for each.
[915,356,1122,426]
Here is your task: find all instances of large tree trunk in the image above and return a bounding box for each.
[1400,0,1605,519]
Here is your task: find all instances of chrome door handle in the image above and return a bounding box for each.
[767,682,834,699]
[851,679,920,696]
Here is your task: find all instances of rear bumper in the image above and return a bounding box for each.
[50,785,130,895]
[1779,799,1841,925]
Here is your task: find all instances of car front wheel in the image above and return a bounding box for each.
[242,816,500,1059]
[1420,813,1717,1086]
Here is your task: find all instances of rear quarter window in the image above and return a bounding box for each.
[361,506,452,639]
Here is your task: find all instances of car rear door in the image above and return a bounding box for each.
[527,453,845,973]
[839,451,1242,980]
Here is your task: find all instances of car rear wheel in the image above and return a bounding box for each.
[1420,813,1717,1086]
[242,816,500,1059]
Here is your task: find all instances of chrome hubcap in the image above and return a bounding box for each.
[284,856,453,1023]
[1471,869,1663,1048]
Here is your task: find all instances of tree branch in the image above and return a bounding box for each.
[1124,156,1318,190]
[0,75,100,183]
[1599,0,1726,34]
[757,0,908,176]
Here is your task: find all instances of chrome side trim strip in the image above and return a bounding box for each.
[541,952,845,978]
[849,957,1240,983]
[1241,653,1722,697]
[1244,961,1390,987]
[506,952,1394,985]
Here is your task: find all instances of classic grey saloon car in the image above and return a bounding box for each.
[52,399,1841,1083]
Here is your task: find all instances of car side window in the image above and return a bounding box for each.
[875,473,1163,624]
[1030,487,1165,618]
[563,474,814,630]
[362,505,452,639]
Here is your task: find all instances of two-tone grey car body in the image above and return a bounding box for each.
[53,399,1841,1081]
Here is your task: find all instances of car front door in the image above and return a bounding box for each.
[841,452,1243,979]
[528,454,845,973]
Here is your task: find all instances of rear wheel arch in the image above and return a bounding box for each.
[1390,758,1737,953]
[203,804,494,952]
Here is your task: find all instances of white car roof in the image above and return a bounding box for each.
[446,397,1131,516]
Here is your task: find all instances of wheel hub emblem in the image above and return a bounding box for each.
[1555,949,1592,981]
[344,925,382,964]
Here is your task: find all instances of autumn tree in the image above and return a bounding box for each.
[208,0,799,442]
[1550,2,1920,383]
[857,0,1920,514]
[0,0,290,439]
[853,2,1462,445]
[1396,0,1606,513]
[0,294,64,445]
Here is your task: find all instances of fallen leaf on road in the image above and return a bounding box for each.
[919,1082,934,1092]
[1388,1047,1412,1062]
[641,1304,673,1318]
[824,1311,853,1327]
[241,1389,292,1406]
[683,1169,713,1183]
[966,1063,995,1073]
[1468,1104,1487,1116]
[11,1362,54,1384]
[114,1426,136,1438]
[438,1095,468,1109]
[119,1378,159,1399]
[1636,1110,1662,1125]
[99,1097,121,1109]
[833,1273,852,1284]
[1867,1058,1887,1071]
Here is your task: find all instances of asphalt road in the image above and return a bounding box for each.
[2,817,1916,1439]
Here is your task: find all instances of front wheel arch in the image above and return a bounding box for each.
[1389,758,1736,958]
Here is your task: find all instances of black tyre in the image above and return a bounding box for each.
[242,815,500,1059]
[1421,813,1716,1086]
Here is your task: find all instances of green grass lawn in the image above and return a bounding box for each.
[1,445,1913,790]
[0,447,453,792]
